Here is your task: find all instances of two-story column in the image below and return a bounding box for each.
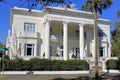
[34,43,37,57]
[79,23,84,60]
[63,21,68,60]
[45,19,50,59]
[41,22,45,58]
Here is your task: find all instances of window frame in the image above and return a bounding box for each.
[24,44,34,56]
[99,47,105,57]
[98,30,104,37]
[24,23,36,32]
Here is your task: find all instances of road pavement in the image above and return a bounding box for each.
[0,72,120,79]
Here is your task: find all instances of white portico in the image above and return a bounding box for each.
[6,6,111,64]
[43,19,85,60]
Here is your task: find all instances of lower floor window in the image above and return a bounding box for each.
[99,47,105,57]
[24,44,34,56]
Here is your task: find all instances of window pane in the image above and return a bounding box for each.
[24,44,34,56]
[27,44,32,46]
[99,47,104,57]
[33,26,35,32]
[98,30,104,37]
[27,48,32,55]
[24,23,35,32]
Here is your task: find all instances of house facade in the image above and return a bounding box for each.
[6,7,111,68]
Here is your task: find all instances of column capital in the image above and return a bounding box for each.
[79,22,85,27]
[44,18,51,26]
[42,18,52,24]
[63,20,69,25]
[46,18,52,22]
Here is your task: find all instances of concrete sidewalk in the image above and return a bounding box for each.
[0,71,90,75]
[0,70,119,75]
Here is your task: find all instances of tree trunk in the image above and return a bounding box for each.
[92,0,99,79]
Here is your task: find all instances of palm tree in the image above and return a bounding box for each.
[82,0,112,79]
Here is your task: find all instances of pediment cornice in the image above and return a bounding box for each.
[43,7,111,25]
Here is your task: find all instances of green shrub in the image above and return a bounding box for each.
[4,55,10,60]
[4,58,89,71]
[117,58,120,70]
[106,59,118,70]
[4,58,29,71]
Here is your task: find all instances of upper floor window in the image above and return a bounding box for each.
[98,30,104,37]
[24,23,35,32]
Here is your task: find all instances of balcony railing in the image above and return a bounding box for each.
[92,37,108,42]
[21,32,40,38]
[50,35,79,41]
[99,37,107,42]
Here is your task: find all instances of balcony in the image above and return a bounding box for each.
[99,37,108,42]
[92,37,108,42]
[50,35,79,41]
[21,32,40,39]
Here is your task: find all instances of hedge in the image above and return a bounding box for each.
[106,59,118,70]
[3,58,89,71]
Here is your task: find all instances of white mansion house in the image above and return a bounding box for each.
[6,6,111,64]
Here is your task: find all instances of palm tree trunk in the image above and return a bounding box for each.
[92,0,99,79]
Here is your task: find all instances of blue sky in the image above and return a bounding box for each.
[0,0,120,43]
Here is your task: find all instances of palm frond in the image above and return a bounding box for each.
[82,0,112,15]
[82,4,87,11]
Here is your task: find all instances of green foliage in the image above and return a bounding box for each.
[0,42,4,48]
[106,59,118,69]
[4,58,89,71]
[111,28,120,57]
[4,58,29,71]
[111,43,120,57]
[82,0,112,14]
[4,55,10,60]
[106,58,120,70]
